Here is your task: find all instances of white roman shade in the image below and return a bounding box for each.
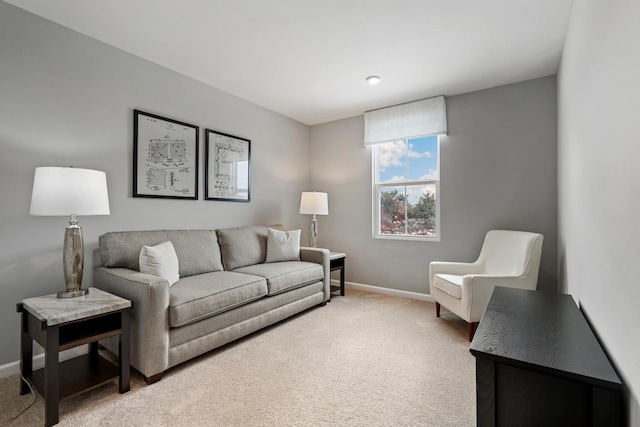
[363,96,447,145]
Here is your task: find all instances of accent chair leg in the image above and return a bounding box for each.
[436,302,441,318]
[468,322,478,342]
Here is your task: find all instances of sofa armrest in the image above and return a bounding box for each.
[300,247,331,302]
[94,267,170,379]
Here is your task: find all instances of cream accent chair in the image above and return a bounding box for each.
[429,230,543,341]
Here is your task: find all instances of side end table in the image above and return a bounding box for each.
[329,252,346,296]
[17,287,131,427]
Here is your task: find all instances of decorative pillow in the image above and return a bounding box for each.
[217,225,269,270]
[266,228,301,263]
[139,241,180,286]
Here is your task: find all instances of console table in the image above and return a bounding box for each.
[17,287,131,426]
[470,287,622,427]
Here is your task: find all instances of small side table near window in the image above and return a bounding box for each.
[329,252,346,296]
[17,287,131,427]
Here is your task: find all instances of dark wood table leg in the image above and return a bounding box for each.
[19,308,32,395]
[475,356,496,427]
[340,262,345,296]
[89,341,99,356]
[119,309,130,393]
[44,325,59,427]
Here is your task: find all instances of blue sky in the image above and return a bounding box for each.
[378,135,439,182]
[378,136,439,204]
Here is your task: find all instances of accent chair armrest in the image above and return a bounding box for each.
[429,261,482,288]
[461,274,538,321]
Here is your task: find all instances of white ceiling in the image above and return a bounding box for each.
[5,0,574,126]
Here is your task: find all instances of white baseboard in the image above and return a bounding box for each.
[334,279,435,302]
[0,346,88,379]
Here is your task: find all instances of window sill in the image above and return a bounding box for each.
[373,234,441,242]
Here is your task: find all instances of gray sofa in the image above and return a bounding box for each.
[93,225,330,384]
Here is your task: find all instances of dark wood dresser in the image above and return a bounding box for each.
[470,287,622,427]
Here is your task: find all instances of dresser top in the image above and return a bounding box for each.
[470,287,621,389]
[20,287,131,326]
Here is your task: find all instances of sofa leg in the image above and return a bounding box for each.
[436,302,441,318]
[468,322,478,342]
[144,372,164,385]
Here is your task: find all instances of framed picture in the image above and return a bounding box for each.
[205,129,251,202]
[133,110,199,199]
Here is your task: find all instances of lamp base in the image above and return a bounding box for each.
[61,215,86,299]
[57,288,89,299]
[311,216,318,248]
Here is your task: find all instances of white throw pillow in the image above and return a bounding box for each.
[265,228,301,263]
[139,241,180,286]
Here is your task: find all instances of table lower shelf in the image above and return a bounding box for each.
[26,353,119,400]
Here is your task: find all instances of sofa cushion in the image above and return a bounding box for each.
[100,230,223,277]
[432,274,463,299]
[169,271,268,328]
[139,241,180,286]
[233,261,323,296]
[217,225,269,271]
[265,228,301,263]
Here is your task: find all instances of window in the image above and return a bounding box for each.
[372,135,440,241]
[364,96,446,241]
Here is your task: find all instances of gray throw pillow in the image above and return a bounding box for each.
[217,225,269,270]
[266,228,301,263]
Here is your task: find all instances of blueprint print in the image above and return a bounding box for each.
[134,111,198,199]
[205,129,250,201]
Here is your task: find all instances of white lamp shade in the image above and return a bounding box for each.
[30,167,110,216]
[299,192,328,215]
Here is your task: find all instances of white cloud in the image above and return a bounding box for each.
[420,169,438,180]
[379,140,433,169]
[378,141,406,169]
[408,142,433,159]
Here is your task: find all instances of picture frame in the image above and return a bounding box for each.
[205,129,251,202]
[133,110,199,199]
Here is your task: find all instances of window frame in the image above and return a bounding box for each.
[371,136,441,242]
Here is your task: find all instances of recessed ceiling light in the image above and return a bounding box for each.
[366,76,381,85]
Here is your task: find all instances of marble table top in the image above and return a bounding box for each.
[329,252,346,260]
[20,287,131,326]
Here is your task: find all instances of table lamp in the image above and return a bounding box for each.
[299,192,328,247]
[30,167,110,298]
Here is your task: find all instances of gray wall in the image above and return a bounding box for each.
[0,3,310,366]
[558,0,640,423]
[0,1,560,377]
[310,76,558,295]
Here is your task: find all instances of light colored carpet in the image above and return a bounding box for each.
[0,290,476,426]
